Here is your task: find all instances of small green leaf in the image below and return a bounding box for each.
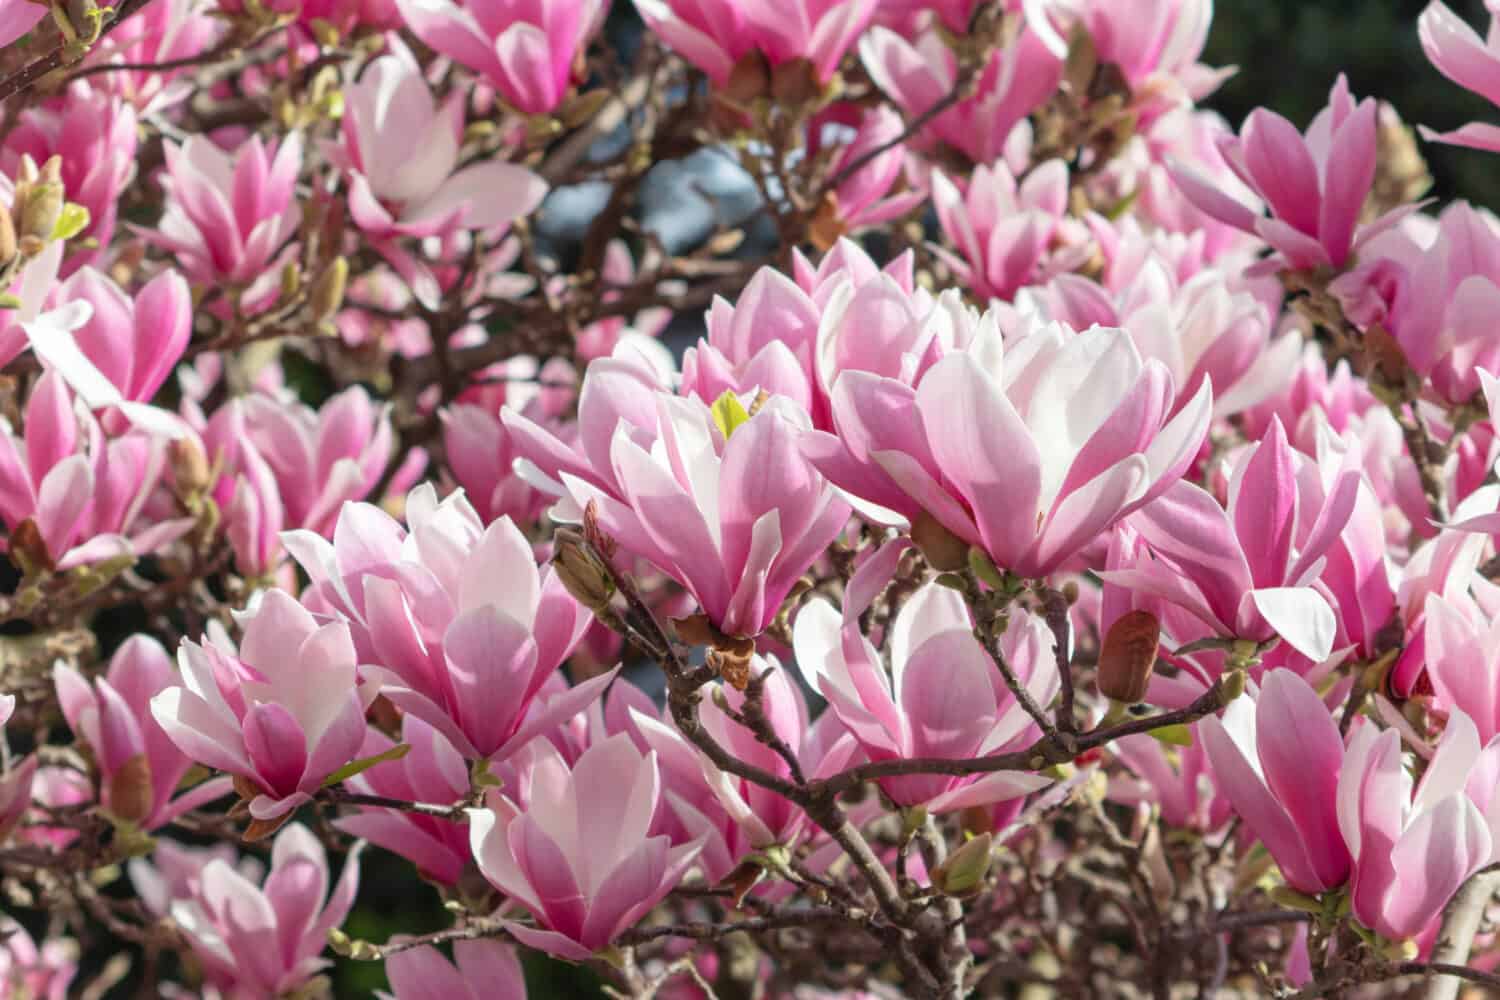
[1147,723,1192,747]
[0,294,21,311]
[51,203,90,243]
[323,743,410,786]
[711,389,751,440]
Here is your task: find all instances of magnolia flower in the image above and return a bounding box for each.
[141,133,302,289]
[794,568,1056,812]
[1418,1,1500,151]
[0,0,46,48]
[54,636,232,829]
[807,322,1212,579]
[151,590,375,820]
[381,940,526,1000]
[397,0,601,114]
[338,44,547,240]
[286,486,603,761]
[153,824,361,996]
[568,392,850,638]
[1172,76,1403,272]
[1200,669,1352,894]
[469,734,704,960]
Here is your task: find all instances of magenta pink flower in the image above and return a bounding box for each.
[151,590,374,820]
[1200,669,1352,894]
[807,322,1211,579]
[1418,1,1500,152]
[153,823,361,996]
[570,394,850,638]
[636,0,877,87]
[382,940,526,1000]
[334,715,471,886]
[861,20,1061,165]
[141,132,302,288]
[286,485,604,761]
[397,0,602,114]
[45,268,191,405]
[0,367,193,570]
[0,920,76,1000]
[2,83,137,270]
[338,44,547,240]
[54,637,232,829]
[1338,712,1493,941]
[808,105,925,233]
[1105,418,1360,667]
[1111,732,1231,832]
[469,733,704,961]
[794,568,1055,811]
[1172,76,1399,272]
[931,159,1081,302]
[82,0,224,114]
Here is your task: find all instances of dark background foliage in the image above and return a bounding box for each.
[321,1,1495,995]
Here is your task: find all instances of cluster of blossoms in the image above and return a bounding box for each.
[5,0,1500,998]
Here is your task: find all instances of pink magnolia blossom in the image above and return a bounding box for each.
[569,393,850,638]
[0,920,76,1000]
[807,322,1212,579]
[82,0,224,114]
[151,590,375,820]
[334,715,472,886]
[0,367,193,569]
[808,105,925,234]
[932,159,1089,302]
[794,562,1056,811]
[468,733,705,961]
[157,823,361,996]
[635,0,877,87]
[2,83,137,268]
[1110,732,1231,832]
[381,940,526,1000]
[1104,418,1361,671]
[141,132,302,289]
[1418,1,1500,152]
[397,0,602,114]
[198,385,395,546]
[1422,588,1500,743]
[861,21,1061,165]
[1329,202,1500,406]
[1199,668,1352,894]
[1339,712,1493,941]
[286,486,604,761]
[336,45,547,240]
[128,840,259,920]
[54,636,232,829]
[1082,0,1227,119]
[1172,76,1398,272]
[45,268,192,405]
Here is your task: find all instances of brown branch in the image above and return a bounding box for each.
[0,0,161,105]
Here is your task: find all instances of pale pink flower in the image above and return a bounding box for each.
[141,132,303,288]
[0,920,76,1000]
[151,590,375,820]
[337,44,547,240]
[155,823,361,996]
[381,940,526,1000]
[569,393,850,638]
[807,322,1212,579]
[794,565,1056,811]
[334,715,472,886]
[54,636,232,829]
[397,0,602,114]
[1418,1,1500,152]
[1200,669,1352,894]
[635,0,877,87]
[469,733,704,961]
[285,485,605,761]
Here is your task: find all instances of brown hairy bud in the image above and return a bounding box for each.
[1096,610,1159,704]
[169,437,212,498]
[911,511,969,572]
[107,754,154,825]
[725,50,771,106]
[552,527,616,613]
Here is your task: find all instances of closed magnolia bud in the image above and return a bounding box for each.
[18,179,63,244]
[1097,610,1159,704]
[932,832,993,897]
[0,208,16,269]
[311,256,348,323]
[552,527,615,613]
[169,436,212,497]
[106,754,154,825]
